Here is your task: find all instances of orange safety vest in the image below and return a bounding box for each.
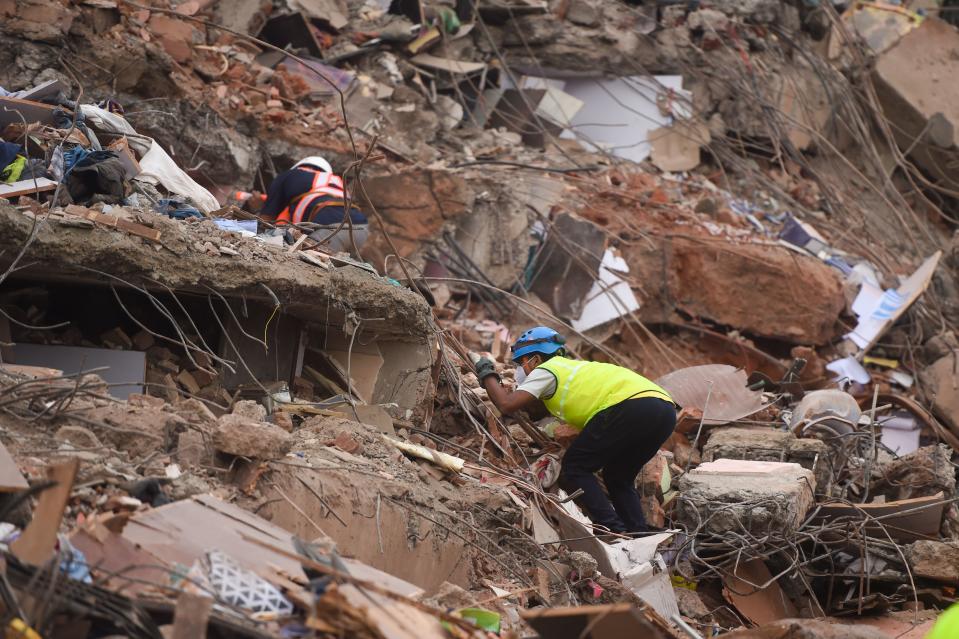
[276,168,347,225]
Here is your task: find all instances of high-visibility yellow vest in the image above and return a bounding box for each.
[537,356,674,430]
[928,603,959,639]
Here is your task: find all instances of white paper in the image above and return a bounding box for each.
[571,249,640,332]
[559,75,691,163]
[826,357,872,384]
[881,414,920,455]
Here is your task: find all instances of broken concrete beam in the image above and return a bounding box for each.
[214,414,292,459]
[905,540,959,584]
[677,459,815,535]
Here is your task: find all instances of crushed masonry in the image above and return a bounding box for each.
[0,0,956,636]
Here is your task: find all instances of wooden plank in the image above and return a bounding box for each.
[171,592,212,639]
[11,459,79,565]
[0,178,57,199]
[815,492,946,542]
[0,97,60,128]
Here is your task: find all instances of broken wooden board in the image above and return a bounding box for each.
[122,494,306,583]
[0,440,28,492]
[63,207,161,241]
[814,492,946,543]
[11,459,79,565]
[0,97,61,129]
[0,177,57,199]
[722,558,797,626]
[520,603,666,639]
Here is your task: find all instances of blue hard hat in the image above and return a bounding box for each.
[511,326,565,362]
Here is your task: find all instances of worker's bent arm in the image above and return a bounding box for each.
[482,377,543,415]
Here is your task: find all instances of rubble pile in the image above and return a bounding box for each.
[0,0,956,636]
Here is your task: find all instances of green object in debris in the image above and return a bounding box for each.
[458,608,501,633]
[436,7,461,34]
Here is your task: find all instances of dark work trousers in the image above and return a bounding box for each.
[559,397,677,534]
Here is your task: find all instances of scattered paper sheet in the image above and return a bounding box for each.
[845,252,941,352]
[826,357,871,385]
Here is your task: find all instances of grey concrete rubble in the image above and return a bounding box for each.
[677,459,816,535]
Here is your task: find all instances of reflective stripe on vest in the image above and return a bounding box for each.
[276,168,347,225]
[537,356,674,430]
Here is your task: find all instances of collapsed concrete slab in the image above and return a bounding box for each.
[677,459,816,535]
[874,18,959,192]
[0,203,436,416]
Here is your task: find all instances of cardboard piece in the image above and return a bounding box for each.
[0,440,29,492]
[846,252,941,352]
[8,343,146,399]
[338,584,447,639]
[648,119,710,172]
[0,177,58,199]
[722,558,797,626]
[11,459,79,565]
[521,603,666,639]
[815,492,946,543]
[656,364,766,425]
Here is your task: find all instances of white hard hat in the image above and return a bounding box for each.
[293,156,333,173]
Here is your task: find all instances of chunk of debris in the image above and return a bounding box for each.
[677,459,816,535]
[213,413,292,459]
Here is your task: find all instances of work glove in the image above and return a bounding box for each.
[474,357,500,382]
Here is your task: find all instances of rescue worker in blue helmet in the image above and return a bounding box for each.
[475,326,677,535]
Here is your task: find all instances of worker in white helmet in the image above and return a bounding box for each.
[260,156,369,255]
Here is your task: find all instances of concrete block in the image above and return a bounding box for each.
[703,426,830,492]
[677,459,815,535]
